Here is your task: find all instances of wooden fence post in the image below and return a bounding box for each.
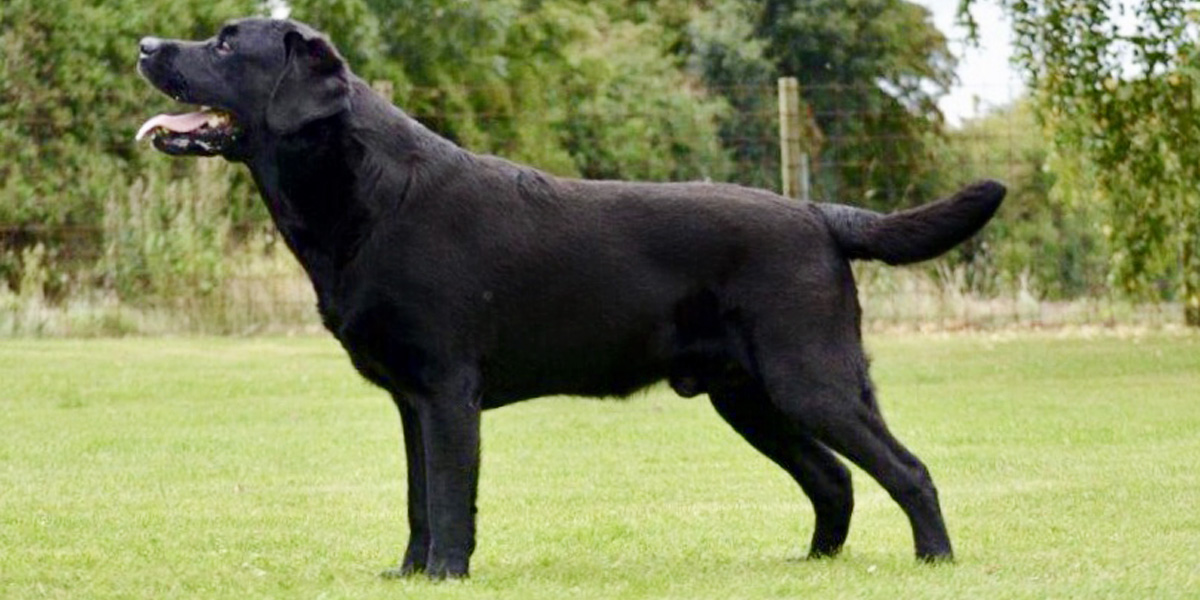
[778,77,802,200]
[372,80,394,103]
[777,77,811,202]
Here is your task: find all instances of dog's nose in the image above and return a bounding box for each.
[139,37,163,57]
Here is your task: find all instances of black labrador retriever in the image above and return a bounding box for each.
[136,18,1004,579]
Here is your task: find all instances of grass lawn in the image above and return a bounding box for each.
[2,332,1199,599]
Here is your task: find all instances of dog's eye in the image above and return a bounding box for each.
[215,40,233,55]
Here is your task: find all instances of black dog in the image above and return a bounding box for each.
[136,18,1004,579]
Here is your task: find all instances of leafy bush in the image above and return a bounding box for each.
[930,102,1108,300]
[101,160,232,306]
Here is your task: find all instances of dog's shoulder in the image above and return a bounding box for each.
[464,153,563,207]
[515,166,558,206]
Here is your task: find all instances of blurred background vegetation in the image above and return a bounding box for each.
[0,0,1195,335]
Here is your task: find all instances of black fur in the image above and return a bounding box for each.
[137,18,1006,579]
[817,180,1006,265]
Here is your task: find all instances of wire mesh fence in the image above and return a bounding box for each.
[0,82,1184,336]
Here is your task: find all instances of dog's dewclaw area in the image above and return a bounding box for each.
[2,333,1199,599]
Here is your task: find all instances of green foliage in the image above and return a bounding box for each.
[759,0,956,208]
[684,0,781,190]
[931,101,1108,299]
[101,160,232,305]
[967,0,1200,324]
[0,0,263,311]
[680,0,956,206]
[0,0,260,227]
[555,5,732,181]
[288,0,734,180]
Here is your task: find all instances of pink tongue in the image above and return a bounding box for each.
[135,112,211,141]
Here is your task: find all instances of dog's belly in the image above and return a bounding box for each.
[480,286,737,405]
[481,319,673,404]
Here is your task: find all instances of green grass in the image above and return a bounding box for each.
[2,332,1199,599]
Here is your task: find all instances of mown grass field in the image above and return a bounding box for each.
[2,332,1198,599]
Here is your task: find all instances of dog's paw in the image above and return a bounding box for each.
[425,556,470,580]
[916,550,955,565]
[806,546,844,560]
[380,562,424,579]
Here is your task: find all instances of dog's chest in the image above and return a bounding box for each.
[323,274,464,396]
[327,305,416,393]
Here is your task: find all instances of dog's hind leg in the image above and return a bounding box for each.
[708,378,854,559]
[753,335,952,561]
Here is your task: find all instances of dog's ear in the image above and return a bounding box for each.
[266,30,350,135]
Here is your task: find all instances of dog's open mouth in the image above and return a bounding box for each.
[136,107,240,156]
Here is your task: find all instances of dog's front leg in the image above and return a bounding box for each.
[415,381,482,579]
[381,400,431,578]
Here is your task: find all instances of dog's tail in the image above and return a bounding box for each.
[815,180,1006,266]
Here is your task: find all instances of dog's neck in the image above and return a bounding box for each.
[246,117,362,292]
[245,78,466,309]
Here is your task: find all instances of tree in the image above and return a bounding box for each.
[684,0,781,191]
[0,0,260,297]
[931,101,1107,298]
[287,0,733,181]
[680,0,956,209]
[963,0,1200,325]
[0,0,255,224]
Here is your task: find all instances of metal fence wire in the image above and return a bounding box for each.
[0,82,1183,336]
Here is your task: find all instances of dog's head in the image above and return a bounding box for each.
[136,18,350,160]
